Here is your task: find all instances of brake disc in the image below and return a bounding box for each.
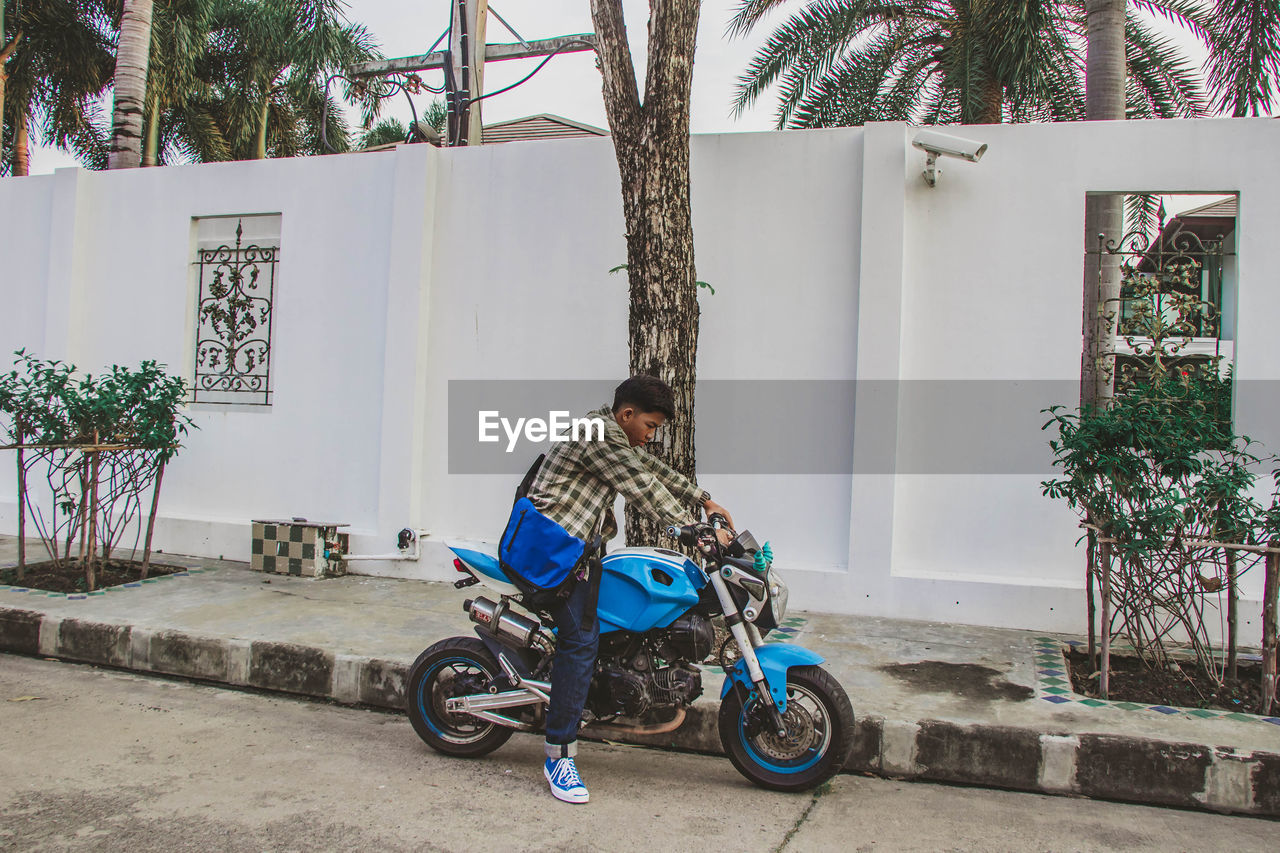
[753,701,817,760]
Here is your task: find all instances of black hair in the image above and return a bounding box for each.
[612,375,675,420]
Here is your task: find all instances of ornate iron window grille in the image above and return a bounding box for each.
[194,220,278,405]
[1086,215,1234,395]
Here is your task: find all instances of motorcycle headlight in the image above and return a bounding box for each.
[768,570,789,623]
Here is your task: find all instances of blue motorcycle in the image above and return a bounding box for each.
[406,519,855,792]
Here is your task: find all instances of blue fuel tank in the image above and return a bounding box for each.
[596,547,707,634]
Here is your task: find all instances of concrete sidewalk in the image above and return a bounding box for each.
[1,538,1276,817]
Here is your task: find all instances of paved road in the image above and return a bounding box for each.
[1,655,1274,852]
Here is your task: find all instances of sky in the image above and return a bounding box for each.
[25,0,1214,177]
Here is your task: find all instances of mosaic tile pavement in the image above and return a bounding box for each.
[0,566,217,600]
[764,614,809,644]
[701,614,809,676]
[1033,636,1280,727]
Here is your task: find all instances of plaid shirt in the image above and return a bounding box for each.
[528,405,709,542]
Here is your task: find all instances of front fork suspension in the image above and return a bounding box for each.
[707,572,788,737]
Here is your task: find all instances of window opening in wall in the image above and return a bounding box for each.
[192,214,281,405]
[1086,193,1237,400]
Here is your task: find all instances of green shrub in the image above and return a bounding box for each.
[0,351,196,588]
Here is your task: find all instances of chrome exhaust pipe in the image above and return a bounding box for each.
[445,688,547,714]
[465,596,545,648]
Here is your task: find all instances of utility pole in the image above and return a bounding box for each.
[350,2,596,147]
[449,0,487,145]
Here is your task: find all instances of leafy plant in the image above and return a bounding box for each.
[1043,348,1279,688]
[0,351,193,452]
[0,351,196,589]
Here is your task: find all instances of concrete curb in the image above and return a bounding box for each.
[3,605,1276,817]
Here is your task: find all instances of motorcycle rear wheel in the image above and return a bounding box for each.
[406,636,514,757]
[718,664,854,792]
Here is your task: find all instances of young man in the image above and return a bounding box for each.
[527,375,733,804]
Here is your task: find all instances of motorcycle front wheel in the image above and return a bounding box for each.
[406,636,514,757]
[718,664,855,792]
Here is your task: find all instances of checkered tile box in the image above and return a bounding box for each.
[251,520,349,578]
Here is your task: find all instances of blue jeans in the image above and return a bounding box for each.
[545,576,600,746]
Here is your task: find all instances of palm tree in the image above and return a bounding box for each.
[358,99,448,149]
[730,0,1206,128]
[419,97,447,139]
[140,0,222,165]
[131,0,382,165]
[1081,0,1126,406]
[2,0,115,175]
[1084,0,1127,121]
[190,0,379,160]
[359,117,407,148]
[0,1,18,163]
[1204,0,1280,116]
[108,0,155,168]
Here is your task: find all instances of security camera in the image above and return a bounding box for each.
[911,129,989,186]
[911,129,988,162]
[412,121,443,146]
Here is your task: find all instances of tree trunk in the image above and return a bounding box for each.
[12,103,28,175]
[590,0,702,547]
[0,3,5,161]
[1080,0,1126,407]
[0,19,21,164]
[1085,0,1127,122]
[143,90,160,166]
[255,98,270,159]
[109,0,154,169]
[981,77,1003,124]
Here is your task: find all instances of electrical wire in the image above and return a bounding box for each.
[319,72,427,154]
[460,39,597,110]
[319,7,596,150]
[425,27,450,56]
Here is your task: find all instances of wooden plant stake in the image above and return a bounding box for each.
[85,431,101,591]
[75,452,90,585]
[1099,539,1112,700]
[1226,548,1238,683]
[1086,527,1097,663]
[1263,549,1278,716]
[15,418,25,580]
[140,457,166,580]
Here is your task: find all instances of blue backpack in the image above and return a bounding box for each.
[498,455,585,596]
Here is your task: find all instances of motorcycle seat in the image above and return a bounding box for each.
[451,547,508,584]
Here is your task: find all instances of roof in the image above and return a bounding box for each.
[1136,196,1236,271]
[1175,197,1237,220]
[481,114,609,145]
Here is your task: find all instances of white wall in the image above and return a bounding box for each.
[2,117,1278,634]
[844,118,1278,632]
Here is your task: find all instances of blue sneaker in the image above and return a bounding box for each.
[544,756,590,804]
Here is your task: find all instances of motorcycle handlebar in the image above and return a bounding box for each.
[666,524,698,546]
[666,518,736,549]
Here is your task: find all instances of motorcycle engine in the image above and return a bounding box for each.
[655,613,716,663]
[589,660,703,719]
[592,666,652,718]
